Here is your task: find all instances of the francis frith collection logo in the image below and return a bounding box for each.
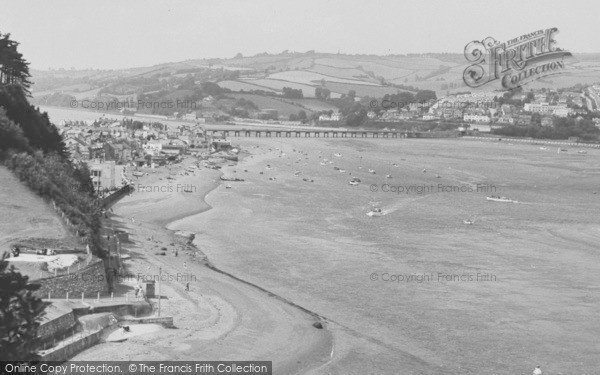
[463,27,572,90]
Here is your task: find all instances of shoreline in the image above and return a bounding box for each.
[101,151,335,374]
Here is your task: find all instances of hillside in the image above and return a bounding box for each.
[31,52,600,100]
[0,82,103,258]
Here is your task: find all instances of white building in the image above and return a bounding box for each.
[183,113,197,121]
[143,141,162,156]
[463,114,490,123]
[87,160,126,192]
[524,102,573,117]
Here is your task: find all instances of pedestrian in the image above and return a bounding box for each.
[185,282,189,291]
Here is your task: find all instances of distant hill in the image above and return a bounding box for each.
[29,51,600,120]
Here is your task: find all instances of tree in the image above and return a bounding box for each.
[0,252,47,360]
[0,32,32,91]
[315,87,323,100]
[415,90,437,103]
[297,110,307,121]
[282,87,303,99]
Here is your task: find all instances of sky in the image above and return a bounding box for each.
[2,0,599,70]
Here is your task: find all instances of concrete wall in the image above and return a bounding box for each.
[34,259,108,299]
[37,311,77,342]
[40,325,111,361]
[120,316,174,328]
[73,302,152,317]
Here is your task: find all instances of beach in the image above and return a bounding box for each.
[64,135,600,375]
[72,155,332,375]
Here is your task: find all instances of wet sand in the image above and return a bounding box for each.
[167,137,600,375]
[73,157,333,374]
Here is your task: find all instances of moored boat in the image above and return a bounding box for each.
[486,196,517,203]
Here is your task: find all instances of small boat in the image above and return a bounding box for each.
[540,147,547,150]
[578,150,587,154]
[349,180,359,186]
[339,169,346,173]
[486,196,517,203]
[132,171,144,177]
[463,219,474,225]
[386,174,392,179]
[367,207,384,217]
[368,169,376,174]
[225,184,232,189]
[334,153,342,157]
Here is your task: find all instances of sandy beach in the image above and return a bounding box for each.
[72,155,333,374]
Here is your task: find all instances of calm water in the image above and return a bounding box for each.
[173,138,600,375]
[44,107,600,374]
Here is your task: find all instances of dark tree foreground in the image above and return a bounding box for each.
[0,253,46,361]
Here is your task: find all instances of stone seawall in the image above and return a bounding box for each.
[34,258,108,299]
[37,310,77,345]
[39,325,111,361]
[120,316,174,328]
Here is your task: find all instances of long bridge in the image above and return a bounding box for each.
[207,128,420,139]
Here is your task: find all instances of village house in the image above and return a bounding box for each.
[103,142,134,164]
[142,140,162,156]
[87,160,127,192]
[463,114,490,123]
[496,116,515,125]
[541,116,554,127]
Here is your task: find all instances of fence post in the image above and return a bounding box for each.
[111,292,113,301]
[126,292,129,302]
[81,292,84,302]
[48,291,51,300]
[66,292,69,301]
[97,292,100,302]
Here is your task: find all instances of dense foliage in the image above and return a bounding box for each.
[492,117,600,141]
[0,32,104,258]
[0,253,46,361]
